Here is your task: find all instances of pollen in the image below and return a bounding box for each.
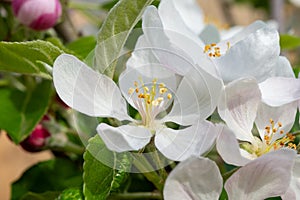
[263,120,296,153]
[129,78,173,127]
[128,88,135,95]
[203,42,230,58]
[159,88,168,94]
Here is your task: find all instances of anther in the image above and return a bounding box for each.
[128,88,135,95]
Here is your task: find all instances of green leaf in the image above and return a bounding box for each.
[11,158,83,200]
[280,34,300,50]
[20,191,60,200]
[0,79,52,143]
[0,15,8,40]
[57,188,83,200]
[0,40,64,79]
[94,0,154,78]
[66,36,97,59]
[83,135,131,200]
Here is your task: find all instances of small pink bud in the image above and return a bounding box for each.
[12,0,62,31]
[21,118,51,152]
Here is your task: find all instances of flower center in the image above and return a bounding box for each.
[203,42,230,57]
[261,118,296,154]
[241,118,296,158]
[128,78,172,129]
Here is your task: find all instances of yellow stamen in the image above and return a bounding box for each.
[128,88,134,95]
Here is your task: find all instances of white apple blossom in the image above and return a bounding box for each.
[216,77,299,199]
[141,5,294,85]
[163,149,296,200]
[53,53,223,161]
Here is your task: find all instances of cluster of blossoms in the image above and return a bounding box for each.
[52,0,300,199]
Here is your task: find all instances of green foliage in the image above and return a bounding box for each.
[280,34,300,50]
[0,40,63,79]
[66,36,97,59]
[234,0,270,11]
[83,135,131,200]
[11,158,83,200]
[94,0,154,78]
[20,191,60,200]
[57,188,83,200]
[0,79,52,143]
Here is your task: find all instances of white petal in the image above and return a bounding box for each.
[53,54,131,120]
[199,24,221,44]
[216,22,281,83]
[224,20,266,46]
[225,149,296,200]
[282,155,300,200]
[293,155,300,178]
[119,53,177,111]
[216,125,251,166]
[164,157,223,200]
[125,34,177,80]
[273,56,295,78]
[163,67,223,125]
[155,120,221,161]
[218,78,260,142]
[159,0,204,35]
[255,102,297,142]
[96,123,152,152]
[259,77,300,106]
[220,25,243,40]
[142,6,216,78]
[281,177,300,200]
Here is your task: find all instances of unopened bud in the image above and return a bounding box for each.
[20,117,51,152]
[12,0,62,31]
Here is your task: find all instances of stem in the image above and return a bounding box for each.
[49,140,85,155]
[108,192,162,200]
[147,142,168,182]
[132,154,164,192]
[222,167,239,182]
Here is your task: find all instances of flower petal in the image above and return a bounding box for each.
[281,177,300,200]
[162,67,223,126]
[216,125,251,166]
[199,24,221,44]
[96,123,152,152]
[119,38,178,110]
[225,149,296,200]
[273,56,295,78]
[53,54,131,120]
[215,21,281,83]
[259,77,300,106]
[255,102,297,142]
[142,6,195,76]
[159,0,204,36]
[155,120,221,161]
[143,6,222,79]
[218,78,261,142]
[164,157,223,200]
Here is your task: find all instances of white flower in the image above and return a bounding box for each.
[53,54,222,161]
[163,149,296,200]
[217,77,298,165]
[142,5,294,84]
[215,77,299,199]
[163,157,223,200]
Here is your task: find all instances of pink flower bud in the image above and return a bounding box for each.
[21,119,51,152]
[12,0,62,31]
